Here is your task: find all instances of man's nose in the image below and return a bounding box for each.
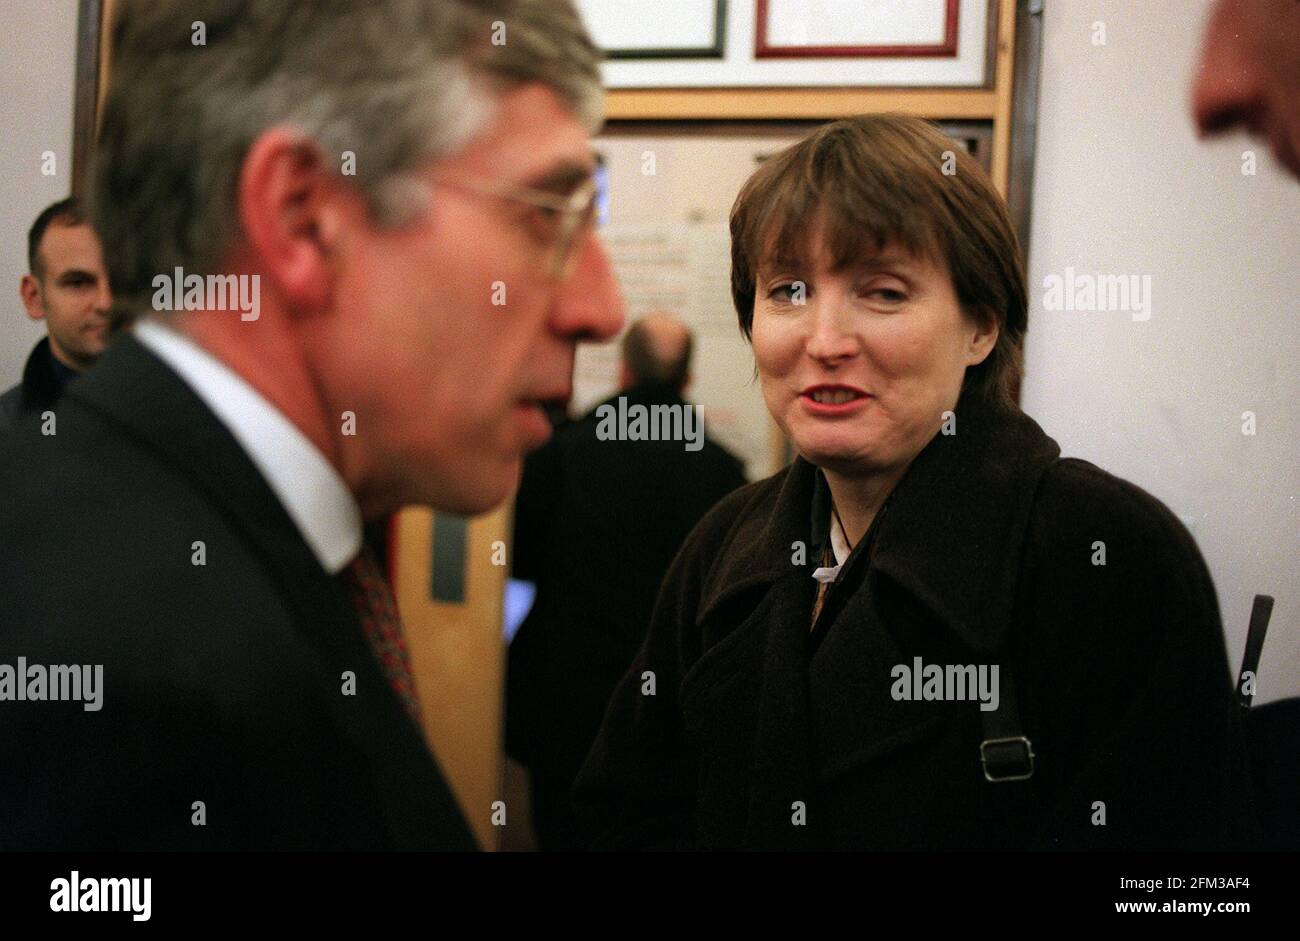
[1191,9,1263,137]
[550,234,625,342]
[94,278,112,314]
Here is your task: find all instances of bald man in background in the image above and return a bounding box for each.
[506,313,747,850]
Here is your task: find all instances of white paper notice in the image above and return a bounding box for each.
[572,223,775,481]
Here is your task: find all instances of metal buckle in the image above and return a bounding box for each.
[980,735,1035,782]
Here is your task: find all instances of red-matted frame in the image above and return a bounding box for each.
[755,0,959,58]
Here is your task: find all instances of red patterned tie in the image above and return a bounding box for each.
[338,543,422,723]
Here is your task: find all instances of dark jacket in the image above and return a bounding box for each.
[506,381,747,847]
[573,397,1261,850]
[0,335,476,850]
[0,337,73,432]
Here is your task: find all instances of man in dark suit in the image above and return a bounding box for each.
[506,313,747,849]
[0,198,111,432]
[0,0,622,850]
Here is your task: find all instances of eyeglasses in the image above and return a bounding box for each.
[431,173,599,280]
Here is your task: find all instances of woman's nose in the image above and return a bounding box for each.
[804,299,858,363]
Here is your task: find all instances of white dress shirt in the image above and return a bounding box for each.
[133,318,362,575]
[811,507,853,584]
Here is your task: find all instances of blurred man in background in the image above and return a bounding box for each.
[0,198,111,431]
[507,313,746,849]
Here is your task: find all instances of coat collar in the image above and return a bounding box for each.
[19,336,74,412]
[698,397,1061,654]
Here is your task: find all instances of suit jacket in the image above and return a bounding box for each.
[573,397,1261,850]
[0,335,476,850]
[0,337,69,433]
[506,382,747,784]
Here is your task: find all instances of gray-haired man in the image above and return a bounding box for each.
[0,0,623,849]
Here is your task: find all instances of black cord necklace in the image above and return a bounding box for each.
[830,499,855,554]
[831,493,894,559]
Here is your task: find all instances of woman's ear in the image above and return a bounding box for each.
[965,308,1000,366]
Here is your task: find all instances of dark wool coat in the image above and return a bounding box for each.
[573,398,1261,850]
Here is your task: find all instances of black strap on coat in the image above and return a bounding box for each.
[1238,594,1274,712]
[979,659,1035,782]
[979,592,1279,781]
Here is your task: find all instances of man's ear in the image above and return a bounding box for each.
[20,274,46,322]
[236,127,344,313]
[966,308,1000,366]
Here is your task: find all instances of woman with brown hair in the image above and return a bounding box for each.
[573,113,1259,850]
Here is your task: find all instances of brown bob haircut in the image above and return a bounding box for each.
[729,113,1026,407]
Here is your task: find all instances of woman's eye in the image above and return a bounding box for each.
[865,287,907,304]
[766,283,800,303]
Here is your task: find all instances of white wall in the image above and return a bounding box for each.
[1023,0,1300,702]
[0,0,80,387]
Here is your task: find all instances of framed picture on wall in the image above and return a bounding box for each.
[756,0,959,58]
[576,0,727,59]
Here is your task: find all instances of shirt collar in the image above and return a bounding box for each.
[133,318,362,574]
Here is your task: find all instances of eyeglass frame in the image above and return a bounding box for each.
[429,172,599,280]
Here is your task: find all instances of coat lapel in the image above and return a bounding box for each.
[740,567,821,848]
[869,398,1062,656]
[689,460,823,848]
